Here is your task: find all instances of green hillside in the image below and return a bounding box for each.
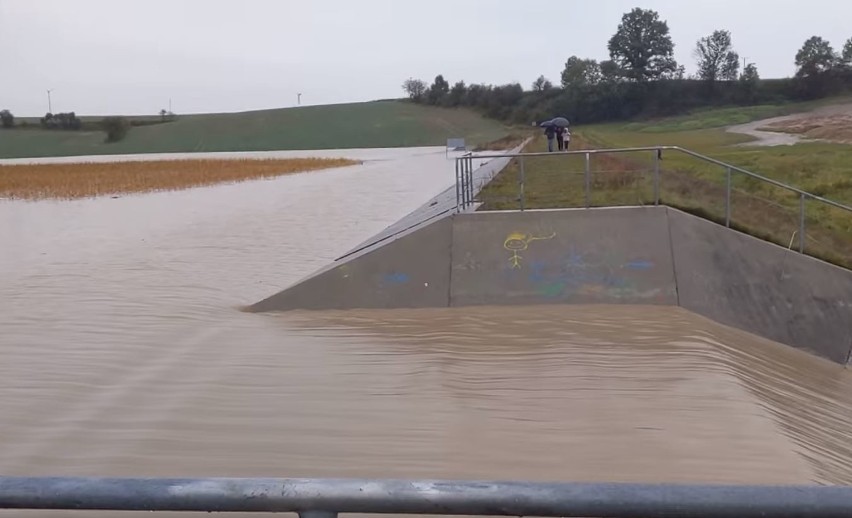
[0,101,510,159]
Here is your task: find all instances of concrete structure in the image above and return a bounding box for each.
[250,205,852,364]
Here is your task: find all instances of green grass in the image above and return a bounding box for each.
[0,101,510,159]
[619,96,852,133]
[478,101,852,269]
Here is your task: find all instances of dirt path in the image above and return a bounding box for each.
[727,103,852,146]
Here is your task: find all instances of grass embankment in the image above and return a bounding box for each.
[0,158,357,200]
[479,102,852,269]
[0,101,510,159]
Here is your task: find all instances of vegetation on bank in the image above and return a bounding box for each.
[0,158,358,200]
[403,8,852,126]
[477,107,852,269]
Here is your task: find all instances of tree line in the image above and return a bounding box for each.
[0,107,179,143]
[402,8,852,125]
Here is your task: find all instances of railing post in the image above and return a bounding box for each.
[799,193,806,253]
[653,148,660,206]
[725,167,732,228]
[584,152,591,208]
[466,156,474,209]
[454,158,461,212]
[519,156,526,212]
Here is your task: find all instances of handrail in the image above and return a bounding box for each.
[462,146,852,213]
[2,477,852,517]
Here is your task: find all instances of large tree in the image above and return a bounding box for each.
[607,8,678,81]
[795,36,836,77]
[402,78,427,102]
[561,56,601,88]
[695,30,740,82]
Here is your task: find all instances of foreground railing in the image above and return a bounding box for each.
[455,146,852,257]
[1,477,852,517]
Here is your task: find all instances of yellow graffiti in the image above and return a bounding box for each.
[503,231,556,269]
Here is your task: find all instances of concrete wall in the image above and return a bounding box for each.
[249,217,453,312]
[251,206,852,363]
[450,207,678,306]
[668,209,852,363]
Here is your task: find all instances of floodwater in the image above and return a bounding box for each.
[2,147,852,516]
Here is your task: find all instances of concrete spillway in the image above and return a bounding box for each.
[250,205,852,364]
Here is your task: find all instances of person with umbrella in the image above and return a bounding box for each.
[540,120,558,152]
[551,117,570,151]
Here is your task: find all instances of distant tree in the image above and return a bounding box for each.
[448,81,468,106]
[740,63,760,82]
[842,37,852,66]
[695,30,740,83]
[402,78,427,102]
[102,116,130,143]
[159,109,168,122]
[40,111,81,130]
[608,8,678,81]
[561,56,601,88]
[427,74,450,105]
[0,109,13,129]
[795,36,837,77]
[532,75,553,92]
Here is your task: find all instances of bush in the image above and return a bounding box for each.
[102,116,130,143]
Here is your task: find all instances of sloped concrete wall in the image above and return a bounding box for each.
[450,207,678,306]
[668,209,852,363]
[248,217,453,312]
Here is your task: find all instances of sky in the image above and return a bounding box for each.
[2,0,851,116]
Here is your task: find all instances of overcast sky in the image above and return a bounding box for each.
[2,0,850,116]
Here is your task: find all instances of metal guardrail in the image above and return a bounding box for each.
[2,477,852,517]
[454,146,852,255]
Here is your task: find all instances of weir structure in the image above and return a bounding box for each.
[250,146,852,365]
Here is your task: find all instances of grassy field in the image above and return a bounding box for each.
[0,101,510,159]
[0,158,357,200]
[479,101,852,268]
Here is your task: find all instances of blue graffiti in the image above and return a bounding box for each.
[624,260,654,271]
[383,273,410,284]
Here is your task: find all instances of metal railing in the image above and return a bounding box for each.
[454,146,852,257]
[2,477,852,517]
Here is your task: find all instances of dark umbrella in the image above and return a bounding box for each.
[539,120,556,127]
[551,117,570,127]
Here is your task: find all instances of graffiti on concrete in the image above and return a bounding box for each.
[382,272,410,284]
[503,231,556,269]
[517,248,672,301]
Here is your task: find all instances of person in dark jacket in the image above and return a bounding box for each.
[544,125,557,152]
[556,126,565,151]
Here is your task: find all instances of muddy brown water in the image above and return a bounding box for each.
[2,149,852,516]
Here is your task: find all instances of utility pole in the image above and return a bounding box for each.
[297,93,302,106]
[46,89,53,113]
[169,98,172,113]
[742,57,749,70]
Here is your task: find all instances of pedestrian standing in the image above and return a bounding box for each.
[556,126,565,151]
[562,128,571,150]
[544,125,556,152]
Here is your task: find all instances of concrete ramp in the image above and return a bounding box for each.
[249,217,452,312]
[250,206,852,363]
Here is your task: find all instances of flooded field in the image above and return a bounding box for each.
[2,147,852,516]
